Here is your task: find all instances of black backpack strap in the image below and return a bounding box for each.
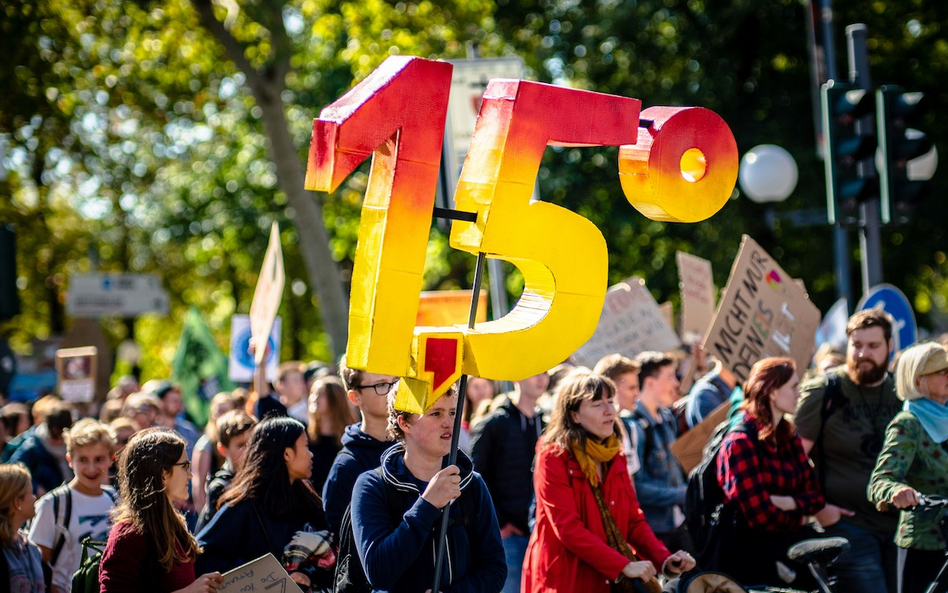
[49,484,72,566]
[102,485,118,504]
[814,371,844,490]
[632,411,656,463]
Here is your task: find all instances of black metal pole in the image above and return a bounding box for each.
[846,24,883,294]
[431,251,486,593]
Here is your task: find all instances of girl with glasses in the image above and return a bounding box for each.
[99,427,223,593]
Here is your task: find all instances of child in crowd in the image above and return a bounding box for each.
[194,410,256,531]
[30,418,118,593]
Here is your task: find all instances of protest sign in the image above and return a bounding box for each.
[677,251,716,343]
[670,401,730,474]
[704,235,820,384]
[55,346,97,403]
[416,290,488,327]
[229,315,282,383]
[218,553,292,593]
[250,222,285,365]
[571,277,681,368]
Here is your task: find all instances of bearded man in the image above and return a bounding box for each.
[796,308,902,593]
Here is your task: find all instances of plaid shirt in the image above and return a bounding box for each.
[716,414,825,531]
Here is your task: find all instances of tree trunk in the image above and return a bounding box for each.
[189,0,350,359]
[254,93,350,358]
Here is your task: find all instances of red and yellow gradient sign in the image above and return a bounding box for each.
[307,56,738,413]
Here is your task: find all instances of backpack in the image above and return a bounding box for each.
[684,417,756,567]
[333,469,476,593]
[71,536,107,593]
[49,484,118,566]
[812,371,845,489]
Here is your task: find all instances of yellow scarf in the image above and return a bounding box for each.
[570,434,620,488]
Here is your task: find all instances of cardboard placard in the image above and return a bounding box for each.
[703,236,820,385]
[218,553,292,593]
[677,251,716,343]
[250,223,285,365]
[670,401,730,474]
[55,346,97,403]
[415,290,488,327]
[571,277,681,368]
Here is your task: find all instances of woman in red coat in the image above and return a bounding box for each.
[523,369,695,593]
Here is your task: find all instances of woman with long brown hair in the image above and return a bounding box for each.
[307,376,356,492]
[0,463,44,592]
[99,427,222,593]
[523,369,694,593]
[714,357,826,588]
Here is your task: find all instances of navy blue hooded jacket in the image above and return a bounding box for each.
[352,443,506,593]
[322,423,394,535]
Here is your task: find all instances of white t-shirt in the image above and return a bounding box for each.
[28,487,117,592]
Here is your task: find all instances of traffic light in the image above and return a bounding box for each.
[877,85,932,224]
[822,80,877,225]
[0,225,20,321]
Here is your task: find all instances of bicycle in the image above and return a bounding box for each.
[665,536,850,593]
[900,494,948,593]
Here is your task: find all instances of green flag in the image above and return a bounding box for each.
[172,307,235,427]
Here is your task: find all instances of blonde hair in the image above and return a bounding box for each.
[0,464,31,546]
[66,418,117,455]
[895,342,947,402]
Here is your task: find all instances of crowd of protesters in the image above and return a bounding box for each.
[0,307,946,593]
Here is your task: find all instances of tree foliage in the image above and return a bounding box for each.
[2,0,946,385]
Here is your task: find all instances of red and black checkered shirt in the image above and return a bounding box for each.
[716,414,825,531]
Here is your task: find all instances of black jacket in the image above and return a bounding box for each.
[470,396,544,533]
[321,423,395,535]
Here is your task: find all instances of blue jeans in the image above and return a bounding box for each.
[824,521,898,593]
[501,533,528,593]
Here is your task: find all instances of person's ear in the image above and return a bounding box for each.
[396,414,412,435]
[161,469,170,489]
[66,452,73,469]
[347,389,362,407]
[217,442,228,458]
[570,410,580,425]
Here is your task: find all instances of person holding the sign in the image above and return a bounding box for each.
[869,342,948,593]
[196,416,335,592]
[351,385,506,592]
[795,309,902,593]
[715,357,825,588]
[99,427,223,593]
[523,369,694,593]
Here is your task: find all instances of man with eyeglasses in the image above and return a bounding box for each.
[321,355,399,535]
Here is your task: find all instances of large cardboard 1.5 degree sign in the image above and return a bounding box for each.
[307,55,738,413]
[704,235,820,384]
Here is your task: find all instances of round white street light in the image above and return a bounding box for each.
[739,144,799,203]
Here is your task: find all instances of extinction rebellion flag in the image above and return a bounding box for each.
[172,307,235,427]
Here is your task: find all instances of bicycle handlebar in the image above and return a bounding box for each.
[878,493,948,512]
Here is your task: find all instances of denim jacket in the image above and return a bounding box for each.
[630,401,687,534]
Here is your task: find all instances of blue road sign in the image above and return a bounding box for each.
[856,284,917,352]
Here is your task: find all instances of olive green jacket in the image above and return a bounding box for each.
[868,411,948,551]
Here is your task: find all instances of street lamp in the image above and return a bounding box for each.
[739,144,799,203]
